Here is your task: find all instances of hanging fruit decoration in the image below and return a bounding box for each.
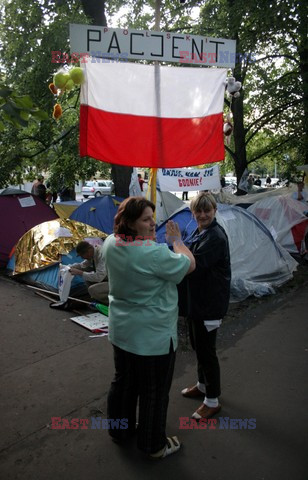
[52,103,63,120]
[49,83,58,95]
[49,67,85,120]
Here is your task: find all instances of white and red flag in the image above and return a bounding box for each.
[80,61,227,168]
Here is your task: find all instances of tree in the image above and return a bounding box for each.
[1,0,305,193]
[79,0,133,198]
[0,0,114,190]
[199,0,307,191]
[0,0,136,195]
[0,0,97,190]
[105,0,306,188]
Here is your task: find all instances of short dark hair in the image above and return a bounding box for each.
[114,197,155,240]
[76,241,92,256]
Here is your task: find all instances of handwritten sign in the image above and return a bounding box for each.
[18,196,36,208]
[158,166,221,192]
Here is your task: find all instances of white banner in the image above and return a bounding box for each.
[158,166,221,192]
[69,24,236,68]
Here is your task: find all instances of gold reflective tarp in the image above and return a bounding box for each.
[13,219,107,274]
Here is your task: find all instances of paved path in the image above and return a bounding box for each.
[0,275,307,480]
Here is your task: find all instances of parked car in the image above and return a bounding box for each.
[224,177,237,192]
[81,180,114,198]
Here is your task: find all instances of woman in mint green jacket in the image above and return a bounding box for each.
[103,196,195,459]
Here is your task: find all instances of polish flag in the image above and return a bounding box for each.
[80,61,227,168]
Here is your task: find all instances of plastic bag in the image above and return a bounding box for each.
[58,264,73,302]
[230,278,275,302]
[238,168,249,193]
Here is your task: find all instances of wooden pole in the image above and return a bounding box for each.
[26,284,92,305]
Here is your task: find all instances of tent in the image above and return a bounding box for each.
[7,248,87,296]
[154,190,186,226]
[155,207,196,244]
[69,196,123,234]
[69,193,185,232]
[212,184,296,206]
[156,204,298,302]
[0,187,27,195]
[7,218,107,295]
[53,200,82,219]
[247,195,308,253]
[0,189,58,267]
[130,172,186,226]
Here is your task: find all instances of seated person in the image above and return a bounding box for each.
[69,240,109,304]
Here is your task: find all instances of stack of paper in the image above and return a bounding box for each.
[70,312,109,333]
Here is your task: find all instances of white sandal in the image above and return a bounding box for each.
[150,436,181,459]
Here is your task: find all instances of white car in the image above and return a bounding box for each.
[81,180,114,198]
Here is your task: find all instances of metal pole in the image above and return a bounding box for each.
[150,0,161,206]
[155,0,161,30]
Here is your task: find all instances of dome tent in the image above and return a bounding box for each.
[247,195,308,253]
[156,204,298,302]
[69,192,185,232]
[69,195,123,234]
[0,189,58,267]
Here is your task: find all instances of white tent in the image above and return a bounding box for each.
[129,170,185,226]
[213,184,297,205]
[155,190,185,226]
[216,205,298,301]
[156,204,298,302]
[247,195,308,253]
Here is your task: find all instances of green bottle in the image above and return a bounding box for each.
[91,302,109,316]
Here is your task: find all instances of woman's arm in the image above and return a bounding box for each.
[165,221,196,274]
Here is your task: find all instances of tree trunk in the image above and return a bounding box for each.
[111,164,132,198]
[81,0,107,27]
[227,0,248,193]
[297,1,308,164]
[232,93,247,195]
[80,0,132,197]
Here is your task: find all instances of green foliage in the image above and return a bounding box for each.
[200,0,307,182]
[0,78,48,131]
[106,0,306,182]
[0,0,306,190]
[0,0,91,188]
[105,0,203,32]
